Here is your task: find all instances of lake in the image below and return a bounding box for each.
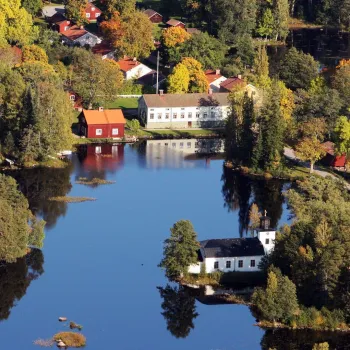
[1,140,350,349]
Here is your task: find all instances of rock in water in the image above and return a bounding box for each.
[58,317,67,322]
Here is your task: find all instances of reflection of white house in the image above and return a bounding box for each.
[117,56,153,80]
[138,92,230,129]
[144,138,224,169]
[188,216,276,274]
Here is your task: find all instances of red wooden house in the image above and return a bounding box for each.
[85,3,102,21]
[321,141,347,168]
[144,9,163,23]
[78,107,126,138]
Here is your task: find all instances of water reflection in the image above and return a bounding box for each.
[221,166,285,236]
[0,249,44,321]
[261,328,350,350]
[6,166,73,229]
[158,284,199,339]
[132,138,224,169]
[75,144,124,180]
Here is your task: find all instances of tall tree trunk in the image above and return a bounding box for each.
[310,161,314,173]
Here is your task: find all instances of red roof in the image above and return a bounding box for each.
[61,25,88,40]
[205,69,223,84]
[92,41,114,56]
[85,3,102,13]
[220,77,245,91]
[144,9,162,18]
[116,56,141,72]
[82,109,126,125]
[166,19,185,27]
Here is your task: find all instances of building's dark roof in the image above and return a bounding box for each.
[142,92,229,108]
[200,238,265,258]
[144,9,162,18]
[48,12,67,23]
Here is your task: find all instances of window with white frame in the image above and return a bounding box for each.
[86,13,90,18]
[181,113,185,118]
[158,113,162,119]
[172,143,176,148]
[92,7,95,11]
[196,112,200,118]
[250,260,256,267]
[214,261,219,269]
[96,129,102,136]
[187,142,191,148]
[165,113,170,119]
[226,261,231,268]
[179,142,184,148]
[188,112,192,118]
[112,128,119,135]
[150,113,154,119]
[265,238,270,244]
[238,260,243,268]
[95,13,100,17]
[203,113,208,118]
[69,95,75,101]
[173,113,177,119]
[95,146,101,154]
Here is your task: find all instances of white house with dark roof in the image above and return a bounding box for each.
[188,215,276,274]
[138,92,230,129]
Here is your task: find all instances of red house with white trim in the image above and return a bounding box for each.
[78,107,126,138]
[85,3,102,21]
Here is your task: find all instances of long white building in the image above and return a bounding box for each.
[188,215,276,274]
[138,92,230,129]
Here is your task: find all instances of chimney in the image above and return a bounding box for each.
[98,106,104,112]
[215,69,220,75]
[159,89,164,96]
[80,25,84,30]
[133,57,137,62]
[238,74,242,80]
[208,88,213,95]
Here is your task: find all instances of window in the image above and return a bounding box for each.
[96,129,102,136]
[238,260,243,268]
[181,107,185,110]
[69,95,75,101]
[196,112,200,118]
[150,113,154,119]
[181,113,185,118]
[166,108,170,111]
[92,7,95,11]
[214,261,219,269]
[226,261,231,268]
[188,112,192,118]
[95,146,101,154]
[165,113,170,119]
[172,143,176,148]
[112,128,119,135]
[164,143,169,147]
[86,13,90,18]
[195,142,199,148]
[211,111,216,118]
[150,109,154,111]
[179,142,184,149]
[250,260,256,267]
[265,238,270,244]
[187,142,191,148]
[173,113,177,119]
[158,113,162,119]
[203,113,208,118]
[95,13,100,17]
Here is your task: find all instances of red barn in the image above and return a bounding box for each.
[166,19,185,28]
[78,107,126,138]
[85,3,102,21]
[144,9,163,23]
[321,141,347,168]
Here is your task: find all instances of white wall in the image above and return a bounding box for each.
[204,256,262,273]
[125,64,153,80]
[210,76,227,92]
[257,230,276,254]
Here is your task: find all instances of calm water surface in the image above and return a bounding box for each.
[1,140,349,349]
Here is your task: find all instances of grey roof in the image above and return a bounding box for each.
[142,93,229,108]
[200,238,265,258]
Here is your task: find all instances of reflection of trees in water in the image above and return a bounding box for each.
[6,165,73,229]
[158,284,199,339]
[221,166,285,236]
[261,328,350,350]
[0,249,44,321]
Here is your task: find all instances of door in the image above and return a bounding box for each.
[188,121,192,128]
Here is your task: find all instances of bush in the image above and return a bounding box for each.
[53,332,86,347]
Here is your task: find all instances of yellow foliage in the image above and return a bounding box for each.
[22,45,48,64]
[162,26,191,48]
[336,59,350,69]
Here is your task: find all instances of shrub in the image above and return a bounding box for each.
[53,332,86,347]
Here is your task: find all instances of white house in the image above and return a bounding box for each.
[205,69,227,93]
[61,25,101,47]
[117,56,153,80]
[188,215,276,274]
[138,91,230,129]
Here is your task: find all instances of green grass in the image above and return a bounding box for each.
[105,98,139,109]
[125,127,224,138]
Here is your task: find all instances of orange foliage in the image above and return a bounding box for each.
[100,12,123,47]
[336,59,350,69]
[161,26,191,48]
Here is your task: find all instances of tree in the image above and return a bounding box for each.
[161,27,191,48]
[71,49,123,108]
[313,343,329,350]
[159,220,199,279]
[180,32,227,69]
[65,0,88,26]
[256,8,274,39]
[21,0,43,16]
[334,116,350,155]
[181,57,208,93]
[103,0,136,17]
[158,284,198,338]
[249,203,261,232]
[167,63,190,94]
[272,0,289,41]
[295,137,326,173]
[22,45,48,64]
[252,268,299,323]
[128,119,141,135]
[0,0,39,46]
[279,47,319,90]
[101,10,154,59]
[0,174,45,263]
[253,45,271,89]
[333,65,350,110]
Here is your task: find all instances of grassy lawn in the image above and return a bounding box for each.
[105,98,139,109]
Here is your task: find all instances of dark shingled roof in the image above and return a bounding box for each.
[144,9,161,18]
[200,238,265,258]
[142,93,229,108]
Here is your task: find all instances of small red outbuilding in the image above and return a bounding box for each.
[321,141,347,168]
[78,107,126,139]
